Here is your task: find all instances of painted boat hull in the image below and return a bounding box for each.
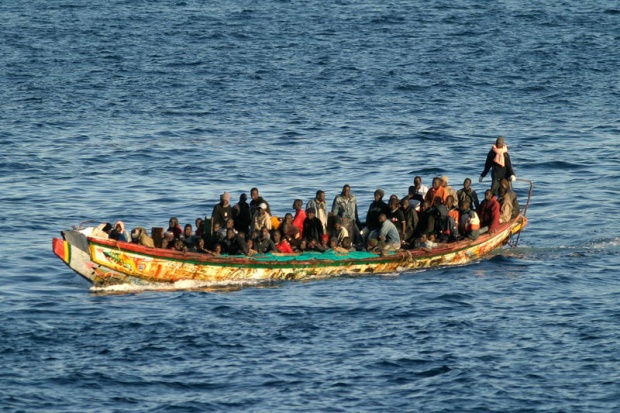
[53,216,527,288]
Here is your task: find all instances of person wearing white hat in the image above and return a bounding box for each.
[251,202,272,232]
[212,192,233,228]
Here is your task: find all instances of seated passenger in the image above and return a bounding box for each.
[221,228,249,255]
[280,222,301,248]
[181,224,197,249]
[500,178,520,219]
[193,237,210,253]
[303,208,324,244]
[167,217,183,239]
[255,226,277,254]
[273,231,294,253]
[251,203,272,232]
[328,237,349,254]
[109,221,130,242]
[130,227,155,247]
[478,189,501,234]
[320,234,330,251]
[401,198,419,246]
[331,217,349,246]
[172,239,188,252]
[161,231,175,249]
[457,178,480,210]
[458,200,480,241]
[368,213,401,254]
[306,238,326,252]
[362,189,389,239]
[420,234,437,250]
[341,237,355,252]
[440,176,458,208]
[195,218,204,237]
[498,186,513,224]
[386,198,406,241]
[446,195,460,225]
[424,177,447,207]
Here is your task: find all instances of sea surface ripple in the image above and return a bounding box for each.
[1,0,619,411]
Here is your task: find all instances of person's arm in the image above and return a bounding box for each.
[505,153,516,179]
[480,150,494,180]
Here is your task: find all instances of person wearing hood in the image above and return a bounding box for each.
[130,227,155,247]
[479,136,517,194]
[251,203,272,232]
[109,221,131,242]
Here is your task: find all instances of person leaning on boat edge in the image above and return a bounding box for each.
[479,136,516,194]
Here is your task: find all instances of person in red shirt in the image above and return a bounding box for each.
[478,189,501,234]
[292,199,306,239]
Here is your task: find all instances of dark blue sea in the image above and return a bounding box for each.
[2,0,620,411]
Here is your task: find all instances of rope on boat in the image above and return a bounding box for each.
[512,179,533,248]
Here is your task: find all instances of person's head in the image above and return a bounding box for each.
[342,185,351,197]
[374,189,384,201]
[496,136,505,148]
[408,185,416,196]
[334,217,342,230]
[272,231,281,243]
[463,178,472,190]
[389,198,400,210]
[195,217,203,229]
[420,234,428,242]
[485,189,495,201]
[402,198,410,210]
[440,176,449,188]
[174,239,185,250]
[240,193,248,203]
[421,201,430,211]
[184,224,192,237]
[213,222,221,232]
[330,237,338,248]
[461,200,471,211]
[445,196,454,208]
[258,203,267,214]
[378,213,387,223]
[284,213,293,223]
[250,187,259,200]
[169,217,178,228]
[114,221,124,233]
[342,237,352,249]
[164,231,174,241]
[226,218,235,229]
[196,238,205,248]
[414,176,422,187]
[316,190,325,202]
[321,234,329,245]
[498,186,507,197]
[299,239,307,250]
[226,228,236,239]
[293,199,303,210]
[429,234,436,241]
[307,207,316,219]
[220,192,231,206]
[213,243,222,254]
[432,177,441,189]
[261,226,270,239]
[500,178,510,189]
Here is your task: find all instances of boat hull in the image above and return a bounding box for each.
[53,216,527,288]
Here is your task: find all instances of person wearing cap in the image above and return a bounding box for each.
[479,136,517,194]
[251,202,272,232]
[440,175,458,208]
[306,190,328,232]
[212,192,233,228]
[303,207,324,244]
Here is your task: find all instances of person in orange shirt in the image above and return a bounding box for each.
[424,177,447,207]
[292,199,306,239]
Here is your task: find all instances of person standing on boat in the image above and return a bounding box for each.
[232,193,252,235]
[479,136,516,194]
[413,176,428,201]
[292,199,307,239]
[331,184,362,245]
[249,187,271,217]
[306,190,328,232]
[212,192,233,228]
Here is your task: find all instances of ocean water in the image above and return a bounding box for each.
[2,0,620,411]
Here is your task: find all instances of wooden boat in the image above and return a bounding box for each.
[52,216,527,288]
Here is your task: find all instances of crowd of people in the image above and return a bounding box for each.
[99,138,520,256]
